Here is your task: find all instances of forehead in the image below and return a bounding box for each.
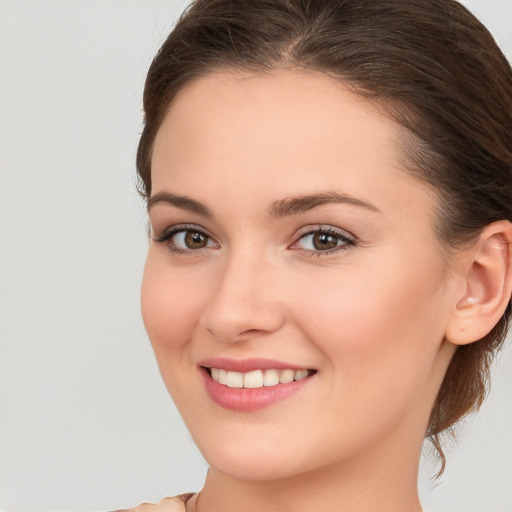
[153,69,401,166]
[150,69,433,223]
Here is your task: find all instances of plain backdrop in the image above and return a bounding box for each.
[0,1,511,511]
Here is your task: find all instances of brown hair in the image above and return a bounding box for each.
[137,0,512,471]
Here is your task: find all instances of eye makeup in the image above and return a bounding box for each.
[152,222,357,258]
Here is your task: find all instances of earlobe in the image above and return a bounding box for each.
[446,220,512,346]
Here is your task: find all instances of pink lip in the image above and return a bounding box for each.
[198,357,309,373]
[198,358,316,412]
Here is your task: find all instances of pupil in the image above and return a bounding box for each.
[313,232,337,250]
[185,231,207,248]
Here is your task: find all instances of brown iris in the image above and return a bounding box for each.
[312,232,339,250]
[185,231,209,249]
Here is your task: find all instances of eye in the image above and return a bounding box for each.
[291,226,356,255]
[153,225,219,254]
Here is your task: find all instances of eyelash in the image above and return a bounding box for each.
[292,226,356,257]
[153,224,218,256]
[153,224,357,257]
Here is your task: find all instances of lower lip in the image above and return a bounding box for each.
[201,368,314,411]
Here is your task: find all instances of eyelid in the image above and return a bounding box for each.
[152,223,220,253]
[152,223,356,256]
[152,223,212,240]
[289,225,357,255]
[293,224,356,240]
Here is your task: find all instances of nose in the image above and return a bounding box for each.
[198,249,286,343]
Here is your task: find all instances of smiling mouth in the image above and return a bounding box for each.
[204,367,317,389]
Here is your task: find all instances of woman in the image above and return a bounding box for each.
[131,0,512,510]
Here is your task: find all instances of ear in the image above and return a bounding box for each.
[445,220,512,346]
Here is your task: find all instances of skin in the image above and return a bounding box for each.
[140,70,475,512]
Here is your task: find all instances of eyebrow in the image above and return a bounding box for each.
[268,191,380,218]
[147,190,380,218]
[148,191,213,217]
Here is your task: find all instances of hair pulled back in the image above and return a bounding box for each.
[137,0,512,471]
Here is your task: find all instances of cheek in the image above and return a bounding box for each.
[291,249,448,376]
[140,251,206,350]
[284,253,449,447]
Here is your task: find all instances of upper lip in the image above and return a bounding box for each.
[198,357,312,373]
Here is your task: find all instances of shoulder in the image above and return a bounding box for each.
[116,494,195,512]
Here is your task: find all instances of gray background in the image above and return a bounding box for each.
[0,1,511,511]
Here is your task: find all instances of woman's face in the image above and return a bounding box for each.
[142,70,459,481]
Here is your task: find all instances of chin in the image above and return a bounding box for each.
[190,428,311,482]
[208,451,305,482]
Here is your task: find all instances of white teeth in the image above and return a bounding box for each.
[294,369,308,381]
[263,369,280,387]
[209,368,311,388]
[279,369,295,384]
[226,371,244,388]
[243,370,263,389]
[218,369,227,385]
